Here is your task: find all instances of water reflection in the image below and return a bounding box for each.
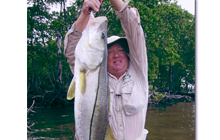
[28,102,195,140]
[27,106,75,139]
[145,102,195,140]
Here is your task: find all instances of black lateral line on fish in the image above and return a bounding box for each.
[89,66,101,140]
[89,32,107,140]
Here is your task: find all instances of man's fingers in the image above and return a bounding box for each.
[83,0,102,14]
[91,0,102,11]
[99,0,103,5]
[88,1,99,12]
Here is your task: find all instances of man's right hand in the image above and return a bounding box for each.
[82,0,103,15]
[76,0,103,32]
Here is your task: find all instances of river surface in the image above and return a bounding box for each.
[27,101,195,140]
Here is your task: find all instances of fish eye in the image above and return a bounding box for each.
[101,32,105,39]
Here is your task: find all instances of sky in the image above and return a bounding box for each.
[173,0,195,15]
[49,0,195,15]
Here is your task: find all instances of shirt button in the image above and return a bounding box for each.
[120,124,122,127]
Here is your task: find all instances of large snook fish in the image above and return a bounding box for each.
[67,12,113,140]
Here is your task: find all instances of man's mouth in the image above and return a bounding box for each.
[114,60,121,64]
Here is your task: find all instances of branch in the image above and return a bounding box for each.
[27,100,35,114]
[27,100,36,133]
[27,123,35,133]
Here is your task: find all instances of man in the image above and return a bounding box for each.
[64,0,149,139]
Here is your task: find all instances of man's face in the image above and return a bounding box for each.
[107,43,129,78]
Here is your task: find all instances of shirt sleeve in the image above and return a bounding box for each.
[64,22,82,74]
[115,1,148,89]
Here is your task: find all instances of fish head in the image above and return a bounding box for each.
[88,16,108,51]
[75,15,108,70]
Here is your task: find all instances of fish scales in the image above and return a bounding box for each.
[74,65,100,140]
[90,26,108,140]
[72,12,109,140]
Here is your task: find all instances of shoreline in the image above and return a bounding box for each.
[27,91,195,108]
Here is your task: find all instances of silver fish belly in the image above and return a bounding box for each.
[72,14,108,140]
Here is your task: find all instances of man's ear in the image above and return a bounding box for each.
[127,53,130,61]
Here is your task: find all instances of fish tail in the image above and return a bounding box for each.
[105,124,115,140]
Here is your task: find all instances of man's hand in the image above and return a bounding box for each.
[82,0,103,15]
[76,0,103,32]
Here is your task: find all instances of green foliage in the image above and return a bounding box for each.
[131,0,195,92]
[157,94,165,99]
[153,96,158,101]
[27,0,195,106]
[153,93,165,101]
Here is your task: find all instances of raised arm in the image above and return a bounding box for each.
[76,0,103,32]
[64,0,103,74]
[110,0,148,86]
[108,0,125,11]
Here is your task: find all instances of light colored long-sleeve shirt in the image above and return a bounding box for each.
[108,1,148,140]
[64,1,148,140]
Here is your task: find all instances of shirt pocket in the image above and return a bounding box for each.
[120,77,134,94]
[120,76,144,116]
[123,104,144,116]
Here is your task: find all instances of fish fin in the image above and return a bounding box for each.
[85,69,90,76]
[79,69,86,95]
[105,124,115,140]
[74,134,77,140]
[67,77,75,100]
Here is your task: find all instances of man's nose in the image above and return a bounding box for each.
[114,52,119,58]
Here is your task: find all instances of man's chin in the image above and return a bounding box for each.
[113,65,123,71]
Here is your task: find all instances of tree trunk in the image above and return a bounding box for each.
[158,58,163,89]
[169,64,173,93]
[30,13,35,91]
[29,5,38,94]
[56,32,62,86]
[62,0,67,30]
[185,77,189,94]
[37,0,56,89]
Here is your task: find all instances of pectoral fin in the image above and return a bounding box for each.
[105,124,115,140]
[67,77,75,100]
[79,69,86,95]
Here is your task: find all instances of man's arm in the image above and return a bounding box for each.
[76,0,102,32]
[109,0,147,71]
[64,23,82,74]
[110,0,148,88]
[108,0,125,11]
[64,0,103,74]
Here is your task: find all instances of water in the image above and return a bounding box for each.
[27,101,195,140]
[27,106,75,139]
[145,102,195,140]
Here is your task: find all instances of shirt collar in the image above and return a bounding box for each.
[108,69,129,81]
